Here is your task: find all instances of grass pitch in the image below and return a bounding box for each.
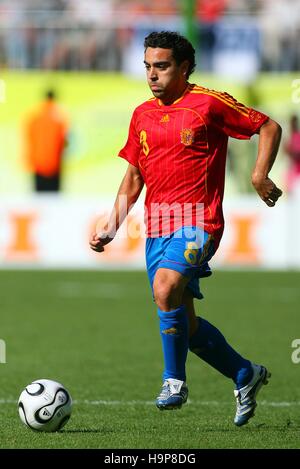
[0,269,299,449]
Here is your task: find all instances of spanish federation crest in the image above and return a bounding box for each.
[180,128,194,146]
[249,109,262,123]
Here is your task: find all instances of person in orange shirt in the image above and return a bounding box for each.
[24,89,68,192]
[285,114,300,194]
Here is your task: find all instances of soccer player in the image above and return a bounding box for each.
[90,31,282,426]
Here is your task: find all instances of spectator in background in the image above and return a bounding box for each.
[284,114,300,194]
[24,89,68,192]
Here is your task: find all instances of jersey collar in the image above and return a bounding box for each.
[157,83,192,107]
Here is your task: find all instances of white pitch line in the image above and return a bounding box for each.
[2,398,300,407]
[0,399,16,404]
[81,399,300,407]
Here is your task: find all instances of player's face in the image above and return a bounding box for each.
[144,47,188,105]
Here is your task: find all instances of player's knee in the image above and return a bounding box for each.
[153,281,181,311]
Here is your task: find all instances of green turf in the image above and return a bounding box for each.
[0,269,299,449]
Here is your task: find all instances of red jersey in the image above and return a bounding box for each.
[119,84,268,248]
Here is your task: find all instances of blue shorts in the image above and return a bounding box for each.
[146,226,215,300]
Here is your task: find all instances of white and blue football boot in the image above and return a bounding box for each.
[156,378,188,410]
[234,363,271,426]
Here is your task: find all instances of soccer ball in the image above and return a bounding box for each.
[18,379,72,432]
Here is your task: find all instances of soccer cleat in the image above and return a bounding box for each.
[234,364,271,426]
[156,378,188,410]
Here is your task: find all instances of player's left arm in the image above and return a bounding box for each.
[251,118,283,207]
[209,93,283,206]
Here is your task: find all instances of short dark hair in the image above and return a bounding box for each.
[144,31,196,78]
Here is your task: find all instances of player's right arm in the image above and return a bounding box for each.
[89,163,144,253]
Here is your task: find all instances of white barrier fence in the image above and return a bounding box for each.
[0,194,299,269]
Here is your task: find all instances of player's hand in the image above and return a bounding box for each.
[252,176,283,207]
[89,232,114,253]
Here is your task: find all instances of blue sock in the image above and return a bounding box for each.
[189,317,253,388]
[158,305,189,382]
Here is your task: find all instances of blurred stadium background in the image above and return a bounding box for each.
[1,0,300,270]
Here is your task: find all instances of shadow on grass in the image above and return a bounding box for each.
[191,421,300,432]
[61,428,115,434]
